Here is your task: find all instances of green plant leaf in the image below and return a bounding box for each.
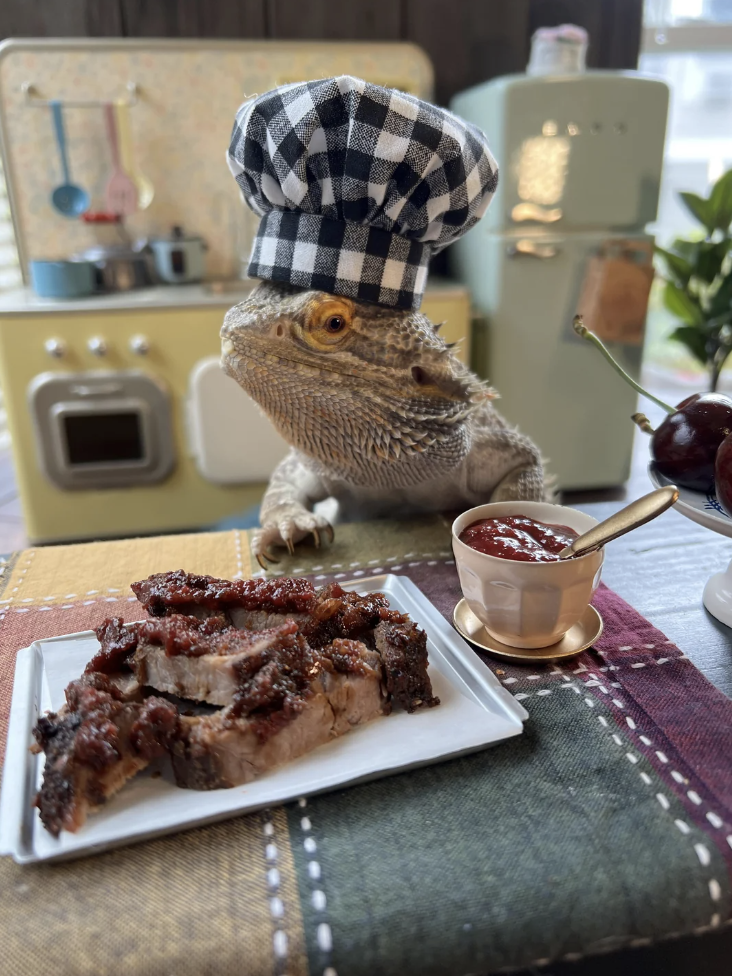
[655,245,693,284]
[694,239,732,282]
[679,191,715,233]
[709,270,732,319]
[663,280,704,325]
[668,325,709,366]
[672,238,700,258]
[709,169,732,230]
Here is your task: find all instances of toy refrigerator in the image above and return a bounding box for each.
[451,72,669,490]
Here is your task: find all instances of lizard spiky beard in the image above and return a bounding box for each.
[221,281,545,567]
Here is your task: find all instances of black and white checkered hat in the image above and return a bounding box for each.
[227,76,497,310]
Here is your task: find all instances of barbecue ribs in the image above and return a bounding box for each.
[32,571,439,834]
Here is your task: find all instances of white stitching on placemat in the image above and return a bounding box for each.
[250,553,453,580]
[521,688,725,933]
[499,655,687,684]
[297,797,338,976]
[10,596,132,613]
[0,549,35,611]
[567,671,731,841]
[233,531,245,579]
[583,702,723,929]
[262,809,289,970]
[485,917,732,973]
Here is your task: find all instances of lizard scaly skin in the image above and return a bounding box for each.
[221,281,545,567]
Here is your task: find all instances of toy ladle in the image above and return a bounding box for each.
[50,101,90,218]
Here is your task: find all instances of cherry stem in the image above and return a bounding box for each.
[631,412,655,435]
[573,315,675,415]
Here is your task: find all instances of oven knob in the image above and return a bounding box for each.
[88,336,108,357]
[129,334,150,356]
[44,337,67,358]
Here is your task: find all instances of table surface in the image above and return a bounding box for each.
[516,488,732,975]
[3,417,732,974]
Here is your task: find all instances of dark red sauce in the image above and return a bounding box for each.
[459,516,579,562]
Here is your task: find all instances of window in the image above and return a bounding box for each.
[640,1,732,387]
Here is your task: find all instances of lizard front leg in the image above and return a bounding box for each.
[255,450,333,569]
[465,405,547,503]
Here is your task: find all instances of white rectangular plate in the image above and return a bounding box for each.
[0,575,527,864]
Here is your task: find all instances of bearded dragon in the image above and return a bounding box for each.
[221,281,545,568]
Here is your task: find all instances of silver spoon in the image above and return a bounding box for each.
[558,485,680,559]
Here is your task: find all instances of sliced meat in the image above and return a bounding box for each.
[86,617,140,675]
[132,617,304,707]
[171,646,387,790]
[131,570,317,619]
[32,673,178,836]
[228,607,309,631]
[373,620,440,713]
[321,641,390,731]
[171,694,333,789]
[34,573,440,836]
[300,582,401,647]
[130,573,403,648]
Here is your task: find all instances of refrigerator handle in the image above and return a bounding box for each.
[507,240,561,259]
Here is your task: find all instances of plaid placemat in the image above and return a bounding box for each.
[0,516,730,976]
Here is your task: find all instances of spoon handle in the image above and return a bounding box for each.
[559,485,679,559]
[50,101,71,185]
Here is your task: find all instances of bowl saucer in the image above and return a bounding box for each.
[453,600,604,663]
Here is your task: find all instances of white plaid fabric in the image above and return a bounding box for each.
[227,76,497,310]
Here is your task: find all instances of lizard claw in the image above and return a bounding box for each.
[256,549,279,570]
[255,507,334,563]
[310,520,334,549]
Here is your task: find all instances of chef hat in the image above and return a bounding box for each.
[227,76,497,311]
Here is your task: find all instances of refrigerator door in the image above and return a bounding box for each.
[463,230,651,491]
[452,73,669,233]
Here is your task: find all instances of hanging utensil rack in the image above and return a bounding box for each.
[20,81,140,108]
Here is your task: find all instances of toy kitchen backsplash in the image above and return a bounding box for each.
[0,39,433,277]
[0,41,474,547]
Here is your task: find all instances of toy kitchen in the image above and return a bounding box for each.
[0,38,471,544]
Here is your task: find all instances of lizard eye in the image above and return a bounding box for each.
[305,299,353,348]
[325,315,345,333]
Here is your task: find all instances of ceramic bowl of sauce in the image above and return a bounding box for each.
[452,502,604,649]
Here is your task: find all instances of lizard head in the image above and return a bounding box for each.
[221,281,493,485]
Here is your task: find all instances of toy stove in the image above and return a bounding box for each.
[0,280,470,545]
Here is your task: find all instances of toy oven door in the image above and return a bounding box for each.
[29,371,175,490]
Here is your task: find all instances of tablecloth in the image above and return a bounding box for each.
[0,515,730,976]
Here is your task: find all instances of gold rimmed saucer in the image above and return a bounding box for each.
[453,600,604,663]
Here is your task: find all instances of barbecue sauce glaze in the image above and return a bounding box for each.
[459,516,579,562]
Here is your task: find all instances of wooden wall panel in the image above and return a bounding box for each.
[118,0,266,38]
[597,0,644,69]
[0,0,644,97]
[404,0,531,106]
[267,0,401,40]
[0,0,123,37]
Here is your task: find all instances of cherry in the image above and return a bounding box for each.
[651,393,732,492]
[573,316,732,492]
[714,433,732,516]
